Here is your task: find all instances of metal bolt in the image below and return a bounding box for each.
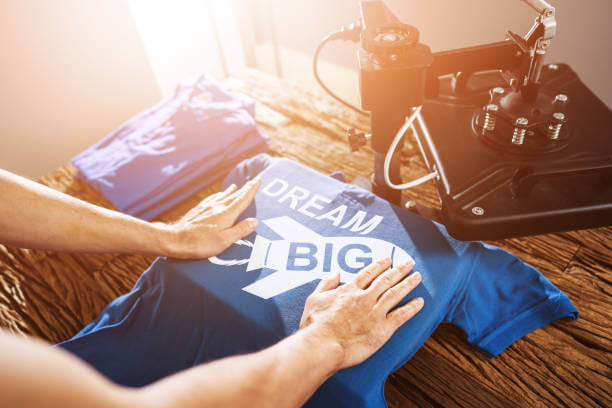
[512,117,529,145]
[548,112,565,140]
[483,104,499,133]
[472,207,485,216]
[554,94,568,104]
[553,112,565,121]
[382,33,398,42]
[548,64,559,70]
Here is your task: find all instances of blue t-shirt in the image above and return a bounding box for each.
[72,75,268,220]
[59,154,578,407]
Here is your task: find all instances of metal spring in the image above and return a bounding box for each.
[547,123,562,140]
[483,104,498,132]
[512,127,526,145]
[547,111,565,140]
[483,113,496,131]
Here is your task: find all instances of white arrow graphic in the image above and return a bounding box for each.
[213,216,413,299]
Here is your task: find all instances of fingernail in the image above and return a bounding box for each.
[249,218,258,228]
[411,271,422,282]
[414,297,424,308]
[403,259,415,268]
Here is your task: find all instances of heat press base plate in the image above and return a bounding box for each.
[418,65,612,240]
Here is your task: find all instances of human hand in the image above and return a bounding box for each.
[299,257,424,369]
[160,178,261,259]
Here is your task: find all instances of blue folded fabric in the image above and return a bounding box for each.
[72,75,268,220]
[59,154,578,407]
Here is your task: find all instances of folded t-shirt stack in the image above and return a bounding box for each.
[59,154,578,408]
[72,75,268,220]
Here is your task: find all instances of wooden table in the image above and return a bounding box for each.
[0,69,610,407]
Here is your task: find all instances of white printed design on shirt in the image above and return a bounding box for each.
[209,216,413,299]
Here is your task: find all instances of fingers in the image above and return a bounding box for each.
[195,184,237,208]
[368,259,415,298]
[316,271,340,293]
[215,183,238,201]
[226,177,261,217]
[352,257,392,289]
[387,297,424,330]
[377,271,421,311]
[218,218,258,247]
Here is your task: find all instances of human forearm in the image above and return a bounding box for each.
[0,169,170,255]
[137,326,343,408]
[0,325,341,408]
[0,331,134,408]
[0,169,259,258]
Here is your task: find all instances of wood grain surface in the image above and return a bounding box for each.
[0,69,609,407]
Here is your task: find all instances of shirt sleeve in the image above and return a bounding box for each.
[444,243,578,357]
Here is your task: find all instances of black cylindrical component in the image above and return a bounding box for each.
[370,110,406,153]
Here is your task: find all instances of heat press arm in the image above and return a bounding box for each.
[519,0,556,86]
[425,0,557,97]
[382,0,559,198]
[521,0,556,26]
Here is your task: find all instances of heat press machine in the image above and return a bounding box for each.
[313,0,612,240]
